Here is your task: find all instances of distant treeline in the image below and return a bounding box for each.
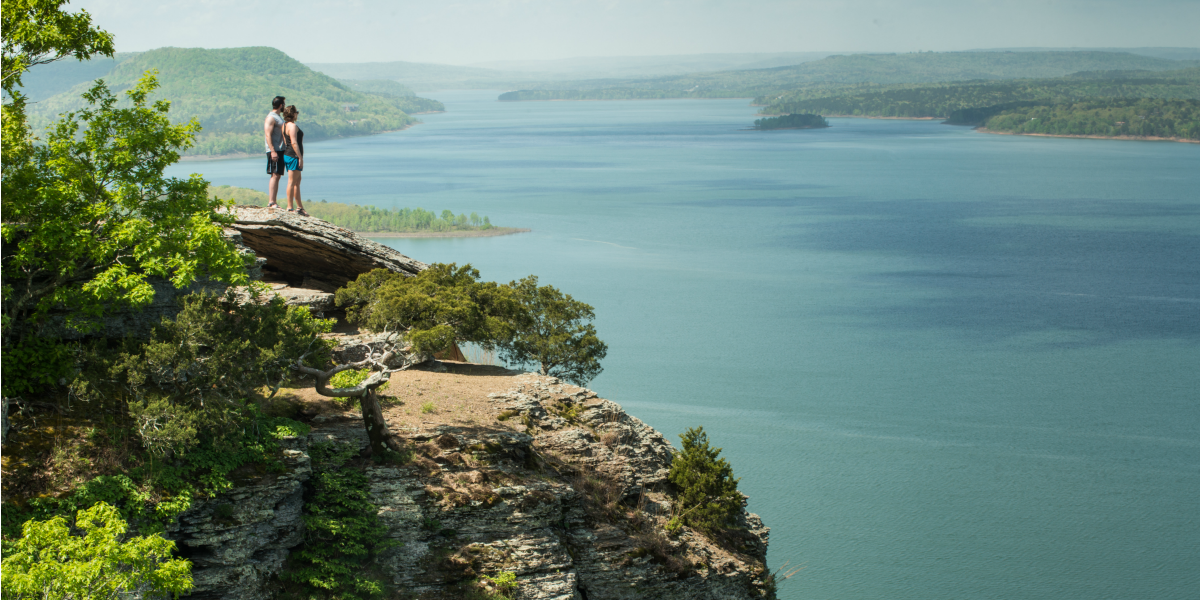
[495,52,1194,102]
[498,89,748,101]
[755,67,1200,119]
[754,113,829,130]
[975,98,1200,140]
[210,185,498,232]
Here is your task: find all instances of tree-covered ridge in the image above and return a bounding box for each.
[753,113,829,130]
[209,185,500,233]
[495,51,1194,101]
[978,98,1200,140]
[755,67,1200,119]
[25,47,439,156]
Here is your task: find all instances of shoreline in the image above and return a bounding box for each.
[503,96,754,102]
[759,113,942,121]
[976,127,1200,144]
[361,227,530,238]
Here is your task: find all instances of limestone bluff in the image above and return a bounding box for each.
[160,208,777,599]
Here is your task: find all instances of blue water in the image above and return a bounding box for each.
[171,92,1200,600]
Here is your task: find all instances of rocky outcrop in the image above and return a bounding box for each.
[227,206,426,290]
[304,374,773,600]
[168,436,312,600]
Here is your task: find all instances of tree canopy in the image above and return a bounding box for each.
[1,502,193,600]
[499,275,608,386]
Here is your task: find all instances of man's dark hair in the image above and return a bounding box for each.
[272,96,286,110]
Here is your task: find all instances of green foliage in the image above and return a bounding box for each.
[475,571,519,599]
[754,113,829,130]
[2,71,248,345]
[210,185,499,233]
[498,275,607,386]
[981,98,1200,140]
[1,501,192,600]
[336,264,515,355]
[283,441,395,599]
[1,0,115,95]
[420,401,435,414]
[330,368,389,394]
[0,335,73,396]
[23,47,436,156]
[1,291,326,536]
[668,427,742,534]
[89,290,331,458]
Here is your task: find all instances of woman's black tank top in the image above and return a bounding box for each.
[284,124,304,158]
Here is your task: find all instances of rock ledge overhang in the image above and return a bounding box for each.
[227,206,426,291]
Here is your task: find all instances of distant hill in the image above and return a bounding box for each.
[307,60,516,90]
[968,47,1200,62]
[24,47,443,156]
[756,66,1200,119]
[308,53,834,91]
[496,51,1195,101]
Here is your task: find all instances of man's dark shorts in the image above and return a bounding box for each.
[266,152,285,175]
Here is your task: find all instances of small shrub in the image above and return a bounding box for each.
[420,401,436,414]
[475,571,518,599]
[667,426,741,534]
[495,409,519,421]
[282,441,397,599]
[330,368,390,394]
[600,430,620,448]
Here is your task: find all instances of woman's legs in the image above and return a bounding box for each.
[286,170,302,210]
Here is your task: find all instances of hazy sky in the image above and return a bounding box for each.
[72,0,1200,65]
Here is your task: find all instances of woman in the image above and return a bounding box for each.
[281,105,308,216]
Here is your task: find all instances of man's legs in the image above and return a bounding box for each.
[268,173,281,206]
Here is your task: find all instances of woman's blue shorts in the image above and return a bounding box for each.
[284,155,302,172]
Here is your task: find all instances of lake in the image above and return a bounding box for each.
[172,91,1200,600]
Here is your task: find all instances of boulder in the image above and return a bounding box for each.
[227,206,426,290]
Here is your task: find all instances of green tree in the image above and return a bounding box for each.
[301,264,514,455]
[1,501,193,600]
[498,275,607,386]
[2,72,247,339]
[667,426,742,534]
[89,290,333,460]
[2,0,114,93]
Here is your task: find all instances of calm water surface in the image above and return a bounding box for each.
[173,92,1200,600]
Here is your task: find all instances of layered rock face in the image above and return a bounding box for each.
[169,437,311,600]
[182,374,773,599]
[354,374,771,599]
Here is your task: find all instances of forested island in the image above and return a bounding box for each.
[24,47,445,156]
[753,113,829,130]
[210,185,528,236]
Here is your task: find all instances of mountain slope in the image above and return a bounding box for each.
[27,47,433,156]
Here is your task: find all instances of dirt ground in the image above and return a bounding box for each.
[276,362,530,434]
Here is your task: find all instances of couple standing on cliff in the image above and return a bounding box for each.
[264,95,308,216]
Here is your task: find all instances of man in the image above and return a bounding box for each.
[264,96,287,208]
